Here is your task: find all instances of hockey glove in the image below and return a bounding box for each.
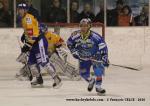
[21,44,31,53]
[101,54,109,67]
[93,52,109,67]
[21,33,26,43]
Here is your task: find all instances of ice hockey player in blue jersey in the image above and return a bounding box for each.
[67,18,109,95]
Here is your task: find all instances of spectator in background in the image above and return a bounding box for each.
[70,0,79,23]
[118,5,134,26]
[0,1,11,27]
[47,0,67,23]
[134,5,149,26]
[79,3,95,22]
[94,3,104,24]
[107,0,124,26]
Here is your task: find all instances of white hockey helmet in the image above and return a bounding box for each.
[79,18,92,28]
[17,3,28,10]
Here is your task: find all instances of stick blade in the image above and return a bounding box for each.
[110,64,141,71]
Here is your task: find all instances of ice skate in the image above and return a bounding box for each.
[96,87,106,96]
[87,78,95,92]
[31,75,43,88]
[53,75,62,89]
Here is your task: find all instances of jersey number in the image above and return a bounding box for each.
[26,17,32,24]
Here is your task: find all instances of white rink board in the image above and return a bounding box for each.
[106,27,145,67]
[0,27,150,67]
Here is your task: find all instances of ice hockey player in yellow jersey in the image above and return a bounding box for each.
[21,13,39,44]
[17,22,80,81]
[45,30,64,54]
[17,3,62,88]
[39,24,80,80]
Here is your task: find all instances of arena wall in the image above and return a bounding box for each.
[0,27,149,68]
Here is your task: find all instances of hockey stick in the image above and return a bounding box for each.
[78,57,140,71]
[16,36,33,80]
[110,64,140,71]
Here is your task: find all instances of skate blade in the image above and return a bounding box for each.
[15,75,28,81]
[72,76,81,81]
[53,82,62,89]
[31,84,44,88]
[97,92,106,96]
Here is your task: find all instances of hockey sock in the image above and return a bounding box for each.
[95,77,102,88]
[30,64,40,77]
[44,62,57,78]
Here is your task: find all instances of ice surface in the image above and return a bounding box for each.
[0,55,150,106]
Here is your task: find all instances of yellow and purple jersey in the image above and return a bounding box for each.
[21,13,39,44]
[45,31,64,53]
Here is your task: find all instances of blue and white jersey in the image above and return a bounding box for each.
[67,30,108,61]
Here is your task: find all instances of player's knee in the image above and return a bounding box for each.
[36,56,49,67]
[93,66,104,77]
[80,69,90,80]
[40,61,48,67]
[29,64,40,77]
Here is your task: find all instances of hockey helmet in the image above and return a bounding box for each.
[39,23,48,33]
[79,18,92,28]
[17,3,28,10]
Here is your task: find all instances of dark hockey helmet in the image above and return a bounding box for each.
[39,23,48,34]
[79,18,92,29]
[17,3,28,10]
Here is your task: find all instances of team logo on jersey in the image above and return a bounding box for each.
[26,17,32,24]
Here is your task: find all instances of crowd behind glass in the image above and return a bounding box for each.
[0,0,149,27]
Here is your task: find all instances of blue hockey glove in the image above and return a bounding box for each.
[93,51,109,67]
[101,55,109,67]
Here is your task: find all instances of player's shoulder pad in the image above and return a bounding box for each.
[46,31,57,37]
[71,30,80,40]
[91,31,106,49]
[50,31,58,35]
[90,30,104,41]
